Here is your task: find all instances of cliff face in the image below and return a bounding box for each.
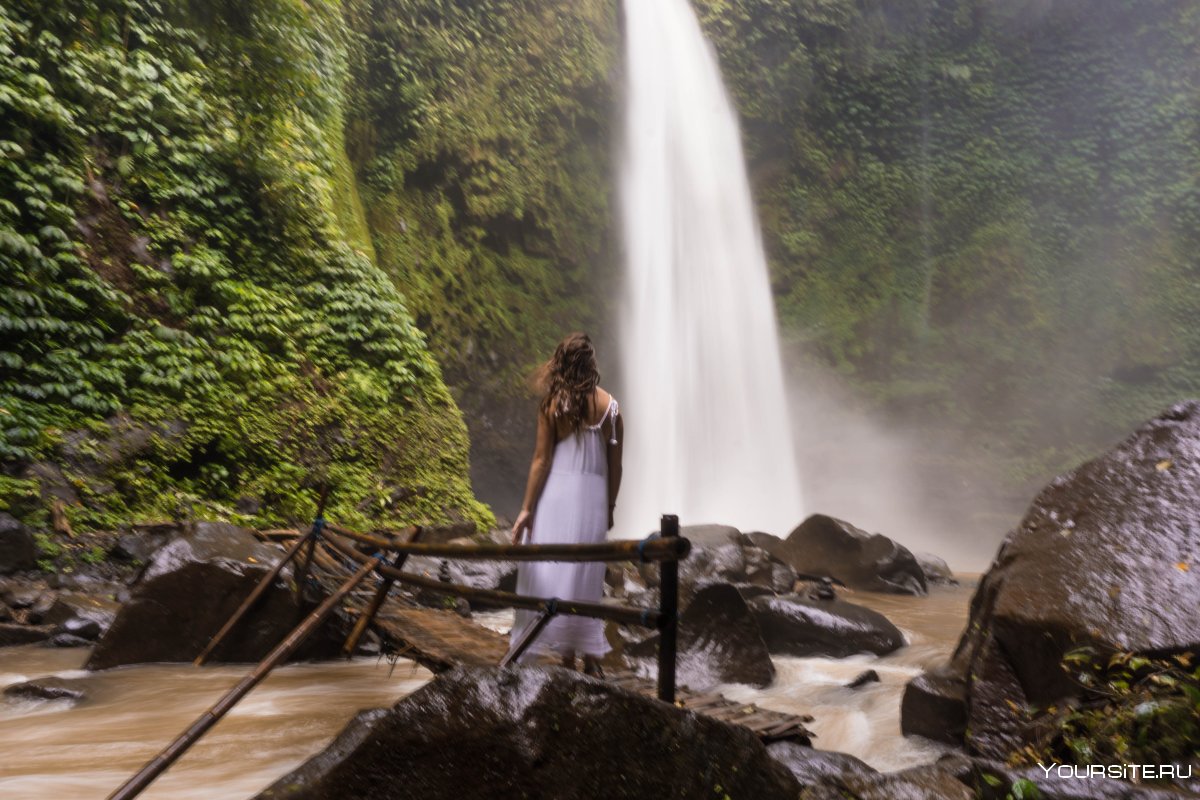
[0,0,493,531]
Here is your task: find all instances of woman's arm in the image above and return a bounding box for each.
[511,410,556,543]
[606,413,624,530]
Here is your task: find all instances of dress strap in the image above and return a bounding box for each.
[603,398,619,445]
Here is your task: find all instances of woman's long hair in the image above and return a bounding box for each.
[537,332,600,433]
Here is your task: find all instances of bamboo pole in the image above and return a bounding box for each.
[340,528,423,657]
[657,514,680,704]
[108,555,383,800]
[321,534,664,629]
[499,608,554,667]
[193,530,311,667]
[323,521,689,563]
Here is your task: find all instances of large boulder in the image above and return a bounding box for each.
[900,665,967,745]
[0,513,37,574]
[43,592,120,641]
[654,525,797,606]
[256,666,800,800]
[628,583,775,689]
[770,515,927,595]
[903,401,1200,760]
[749,594,905,658]
[766,741,877,788]
[86,522,350,670]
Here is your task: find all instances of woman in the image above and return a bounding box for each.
[509,332,623,674]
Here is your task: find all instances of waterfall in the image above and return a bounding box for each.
[617,0,804,536]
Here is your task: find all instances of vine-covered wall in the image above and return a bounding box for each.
[694,0,1200,486]
[0,0,491,532]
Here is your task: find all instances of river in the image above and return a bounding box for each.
[0,582,972,797]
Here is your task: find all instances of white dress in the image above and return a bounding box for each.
[509,397,618,661]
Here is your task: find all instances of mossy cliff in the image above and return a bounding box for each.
[693,0,1200,486]
[0,0,495,531]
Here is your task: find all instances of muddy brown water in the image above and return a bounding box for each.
[1,582,973,797]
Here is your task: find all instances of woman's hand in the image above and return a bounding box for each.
[511,509,534,544]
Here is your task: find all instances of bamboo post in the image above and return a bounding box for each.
[657,514,680,704]
[499,606,556,667]
[194,530,312,667]
[108,555,383,800]
[294,488,330,606]
[340,528,423,657]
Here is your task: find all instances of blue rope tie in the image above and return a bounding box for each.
[545,597,559,616]
[640,608,653,628]
[637,533,660,562]
[312,517,326,538]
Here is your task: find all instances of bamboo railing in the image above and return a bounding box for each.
[108,513,689,800]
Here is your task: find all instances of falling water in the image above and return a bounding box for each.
[617,0,804,536]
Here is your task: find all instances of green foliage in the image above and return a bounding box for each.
[0,0,490,531]
[341,0,618,424]
[695,0,1200,486]
[1015,647,1200,778]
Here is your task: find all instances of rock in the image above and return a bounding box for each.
[110,522,186,563]
[915,551,957,585]
[822,763,975,800]
[24,591,57,624]
[903,401,1200,759]
[940,753,1190,800]
[900,665,967,745]
[681,523,742,547]
[766,741,877,788]
[255,666,800,800]
[2,585,44,609]
[629,583,776,689]
[846,669,880,689]
[671,537,797,606]
[44,593,120,641]
[3,676,89,703]
[402,529,515,609]
[747,594,905,658]
[86,521,351,670]
[47,632,93,648]
[0,622,56,646]
[0,513,37,574]
[773,515,927,595]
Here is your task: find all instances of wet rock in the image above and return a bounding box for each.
[0,622,55,646]
[256,666,800,800]
[748,594,904,658]
[915,551,957,585]
[629,583,775,689]
[44,593,120,641]
[904,401,1200,759]
[2,585,45,609]
[772,515,927,595]
[815,763,974,800]
[86,521,350,669]
[0,514,37,574]
[402,529,515,609]
[47,632,93,648]
[668,533,797,606]
[940,753,1190,800]
[900,665,966,745]
[846,669,880,689]
[681,523,742,547]
[110,522,186,563]
[4,676,89,703]
[24,591,57,624]
[766,741,877,788]
[603,562,646,599]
